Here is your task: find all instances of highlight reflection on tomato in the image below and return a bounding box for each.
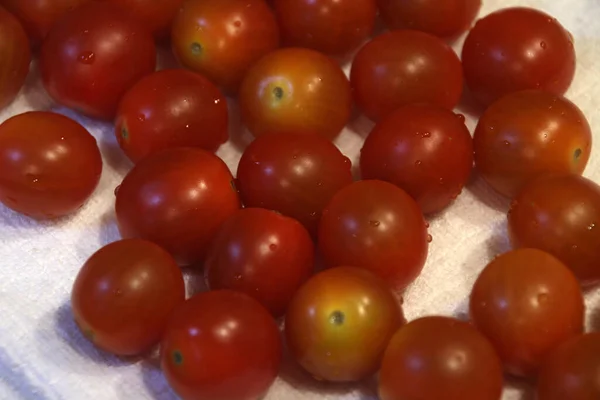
[0,6,31,110]
[104,0,184,38]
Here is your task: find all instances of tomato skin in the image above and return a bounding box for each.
[318,180,429,289]
[205,208,315,317]
[350,30,463,122]
[360,104,473,214]
[462,7,575,107]
[285,267,404,382]
[508,174,600,285]
[379,316,504,400]
[115,148,241,266]
[40,2,157,120]
[161,290,282,400]
[273,0,377,55]
[71,239,185,356]
[239,48,352,140]
[0,6,31,110]
[115,69,228,163]
[0,111,102,219]
[172,0,279,94]
[104,0,184,38]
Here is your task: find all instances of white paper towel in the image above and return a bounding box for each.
[0,0,599,399]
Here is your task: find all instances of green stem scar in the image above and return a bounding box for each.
[120,125,129,141]
[172,350,184,366]
[190,42,203,56]
[574,148,582,160]
[272,87,284,100]
[329,311,345,326]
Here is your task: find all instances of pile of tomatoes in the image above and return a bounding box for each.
[0,0,598,399]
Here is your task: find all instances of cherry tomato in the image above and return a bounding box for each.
[508,174,600,285]
[205,208,315,317]
[239,48,352,140]
[273,0,377,55]
[115,69,228,163]
[172,0,279,94]
[236,133,353,236]
[285,267,404,382]
[462,7,576,106]
[379,316,504,400]
[0,6,30,110]
[71,239,185,356]
[318,180,429,289]
[474,90,591,198]
[0,111,102,219]
[350,30,463,122]
[161,290,282,400]
[40,2,156,120]
[537,333,600,400]
[115,148,241,266]
[104,0,184,38]
[360,104,473,214]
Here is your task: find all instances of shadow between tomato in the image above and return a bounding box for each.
[465,174,511,213]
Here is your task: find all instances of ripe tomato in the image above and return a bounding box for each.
[318,180,429,289]
[0,6,30,110]
[508,174,600,285]
[273,0,377,55]
[470,248,584,378]
[172,0,279,94]
[239,48,352,140]
[379,316,504,400]
[473,90,591,198]
[236,133,353,236]
[205,208,315,317]
[115,148,241,266]
[360,104,473,214]
[40,2,156,120]
[537,333,600,400]
[115,69,228,163]
[285,267,404,382]
[161,290,282,400]
[103,0,184,38]
[462,7,576,106]
[350,30,463,122]
[0,112,102,219]
[71,239,185,356]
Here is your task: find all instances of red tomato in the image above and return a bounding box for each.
[508,174,600,285]
[205,208,315,317]
[470,248,584,378]
[161,290,282,400]
[379,316,504,400]
[537,333,600,400]
[273,0,377,55]
[0,6,30,110]
[239,48,352,140]
[350,30,463,122]
[103,0,184,38]
[474,90,591,198]
[172,0,279,94]
[360,104,473,214]
[285,267,404,382]
[40,2,156,120]
[236,133,353,236]
[318,180,429,289]
[115,148,241,266]
[462,7,576,106]
[115,69,228,163]
[0,111,102,219]
[71,239,185,356]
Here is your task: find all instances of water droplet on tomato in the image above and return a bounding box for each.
[425,222,430,228]
[455,113,466,123]
[234,274,242,281]
[114,185,121,196]
[427,234,433,243]
[503,140,510,146]
[540,41,547,49]
[234,20,242,28]
[137,114,145,122]
[588,223,596,230]
[78,51,95,64]
[415,160,422,166]
[269,244,277,251]
[537,293,549,304]
[369,220,380,227]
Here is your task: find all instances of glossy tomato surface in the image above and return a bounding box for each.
[379,316,504,400]
[239,48,352,140]
[115,69,228,163]
[104,0,184,38]
[172,0,279,94]
[360,104,473,214]
[115,148,241,266]
[237,133,353,236]
[40,2,156,120]
[470,248,584,378]
[0,6,30,110]
[161,290,282,400]
[474,90,591,198]
[319,180,429,289]
[285,267,404,382]
[462,7,576,106]
[0,111,102,219]
[71,239,185,356]
[350,30,463,122]
[274,0,377,55]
